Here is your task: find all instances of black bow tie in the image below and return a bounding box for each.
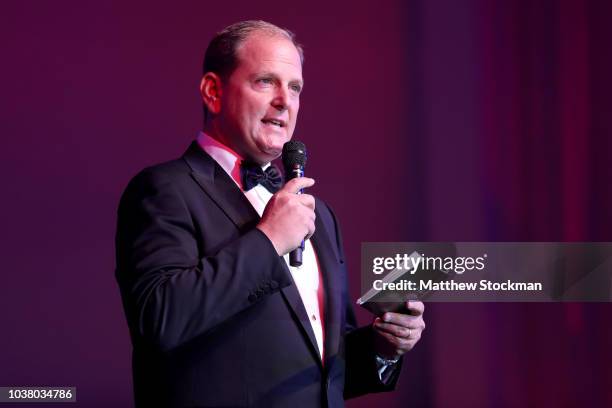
[240,161,283,193]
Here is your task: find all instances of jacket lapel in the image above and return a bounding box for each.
[279,274,324,367]
[311,208,344,372]
[182,142,325,367]
[182,142,259,232]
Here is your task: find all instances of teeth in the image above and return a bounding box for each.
[263,119,282,127]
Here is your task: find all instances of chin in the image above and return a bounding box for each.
[262,147,283,162]
[257,140,286,161]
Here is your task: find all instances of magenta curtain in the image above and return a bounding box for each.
[1,1,610,406]
[365,1,612,407]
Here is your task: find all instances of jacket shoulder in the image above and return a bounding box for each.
[133,157,190,184]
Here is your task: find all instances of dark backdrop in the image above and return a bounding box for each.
[1,0,611,407]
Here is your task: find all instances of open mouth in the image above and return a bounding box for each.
[261,118,285,128]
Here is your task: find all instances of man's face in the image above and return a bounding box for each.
[216,33,303,164]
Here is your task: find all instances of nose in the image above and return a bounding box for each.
[271,87,289,112]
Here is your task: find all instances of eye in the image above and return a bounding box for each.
[290,84,302,93]
[256,77,273,85]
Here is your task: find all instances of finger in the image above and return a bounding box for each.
[282,177,315,194]
[298,194,315,210]
[309,211,316,223]
[383,315,426,335]
[381,311,414,328]
[405,301,425,316]
[374,320,412,338]
[376,315,424,334]
[375,328,413,351]
[376,329,401,347]
[305,219,316,240]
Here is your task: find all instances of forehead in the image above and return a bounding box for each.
[234,33,302,78]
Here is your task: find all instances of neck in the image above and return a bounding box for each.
[203,121,272,166]
[203,123,245,160]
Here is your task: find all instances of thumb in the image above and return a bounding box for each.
[281,177,315,194]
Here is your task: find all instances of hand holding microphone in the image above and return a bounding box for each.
[256,141,314,262]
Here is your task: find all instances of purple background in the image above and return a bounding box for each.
[2,0,611,406]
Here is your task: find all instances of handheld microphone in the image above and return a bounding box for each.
[282,140,307,267]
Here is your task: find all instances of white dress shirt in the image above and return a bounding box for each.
[196,131,326,360]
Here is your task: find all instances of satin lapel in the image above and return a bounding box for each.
[183,142,323,366]
[182,142,259,231]
[279,269,324,368]
[311,207,344,371]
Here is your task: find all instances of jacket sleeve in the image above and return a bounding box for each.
[317,202,402,399]
[115,168,292,352]
[343,313,403,399]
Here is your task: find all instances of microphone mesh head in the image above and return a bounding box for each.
[282,140,307,169]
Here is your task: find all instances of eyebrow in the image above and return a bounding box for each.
[253,72,304,86]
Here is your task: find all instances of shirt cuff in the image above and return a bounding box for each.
[375,355,400,383]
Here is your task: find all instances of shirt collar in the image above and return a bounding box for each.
[196,131,270,190]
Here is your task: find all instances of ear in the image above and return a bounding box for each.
[200,72,222,115]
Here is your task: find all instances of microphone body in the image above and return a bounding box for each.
[282,141,307,267]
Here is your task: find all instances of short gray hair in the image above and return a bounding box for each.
[203,20,304,79]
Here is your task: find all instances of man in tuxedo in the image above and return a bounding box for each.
[115,20,425,407]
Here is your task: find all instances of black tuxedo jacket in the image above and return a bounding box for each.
[115,142,400,407]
